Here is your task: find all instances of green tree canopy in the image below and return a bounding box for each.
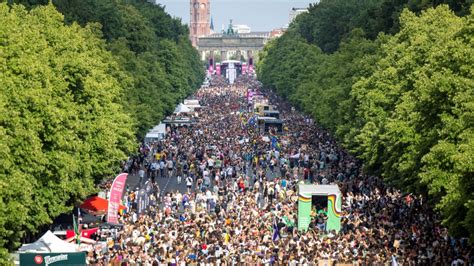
[257,32,323,99]
[290,0,472,53]
[0,3,136,262]
[351,5,473,238]
[293,0,380,53]
[11,0,205,138]
[258,1,474,241]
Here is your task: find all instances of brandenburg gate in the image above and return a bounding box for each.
[197,32,270,63]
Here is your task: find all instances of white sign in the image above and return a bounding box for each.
[44,254,68,266]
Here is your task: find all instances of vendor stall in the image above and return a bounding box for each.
[18,231,86,266]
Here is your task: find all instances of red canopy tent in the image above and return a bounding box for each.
[80,196,127,214]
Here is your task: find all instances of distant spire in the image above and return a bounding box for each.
[210,16,214,31]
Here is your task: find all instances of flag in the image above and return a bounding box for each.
[107,173,128,224]
[248,116,257,126]
[224,232,230,244]
[272,218,280,242]
[77,208,83,237]
[73,213,77,235]
[271,136,279,149]
[73,214,80,245]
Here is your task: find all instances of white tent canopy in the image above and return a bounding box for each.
[145,123,167,143]
[19,230,77,253]
[173,103,191,114]
[151,123,166,134]
[184,104,202,111]
[145,132,160,139]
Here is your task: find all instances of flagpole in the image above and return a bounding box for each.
[78,208,82,245]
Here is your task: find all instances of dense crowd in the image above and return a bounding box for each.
[86,76,472,265]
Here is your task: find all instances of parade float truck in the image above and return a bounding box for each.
[297,184,342,233]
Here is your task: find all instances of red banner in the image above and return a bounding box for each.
[66,228,99,239]
[107,173,128,224]
[216,63,221,76]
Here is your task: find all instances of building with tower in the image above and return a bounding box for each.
[189,0,211,47]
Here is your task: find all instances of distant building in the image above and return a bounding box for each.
[190,0,211,47]
[270,28,286,38]
[232,24,251,34]
[197,30,270,62]
[289,7,308,23]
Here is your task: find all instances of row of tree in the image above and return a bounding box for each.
[258,0,473,241]
[49,0,205,137]
[12,0,205,137]
[0,0,203,261]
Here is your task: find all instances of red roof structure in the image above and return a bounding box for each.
[80,196,127,214]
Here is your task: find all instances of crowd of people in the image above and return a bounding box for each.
[86,75,472,265]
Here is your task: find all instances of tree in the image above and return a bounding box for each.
[293,0,381,53]
[257,32,322,99]
[10,0,205,138]
[293,29,380,133]
[259,0,474,241]
[351,5,473,238]
[0,3,136,261]
[290,0,472,53]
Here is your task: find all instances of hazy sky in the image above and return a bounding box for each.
[155,0,317,32]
